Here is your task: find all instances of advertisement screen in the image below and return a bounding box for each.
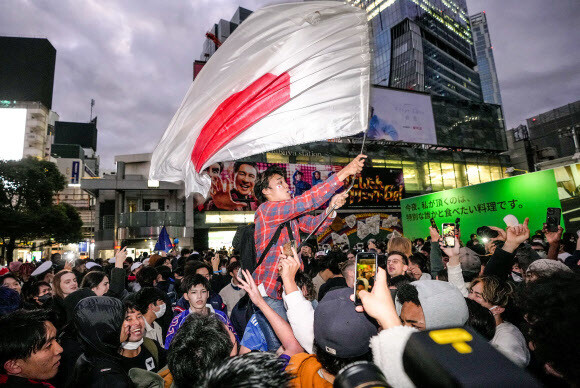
[0,108,27,160]
[195,162,404,212]
[367,87,437,145]
[401,170,562,243]
[554,162,580,231]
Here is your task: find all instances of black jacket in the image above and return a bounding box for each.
[68,296,134,388]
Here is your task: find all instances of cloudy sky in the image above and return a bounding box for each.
[1,0,578,170]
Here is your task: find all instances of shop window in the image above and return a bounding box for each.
[143,199,165,211]
[428,161,444,192]
[441,163,457,189]
[466,165,480,185]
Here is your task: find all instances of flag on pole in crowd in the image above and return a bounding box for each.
[154,226,173,252]
[150,1,371,197]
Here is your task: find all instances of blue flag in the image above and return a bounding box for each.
[154,226,173,252]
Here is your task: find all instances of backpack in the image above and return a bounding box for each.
[233,221,293,273]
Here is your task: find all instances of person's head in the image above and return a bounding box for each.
[0,310,62,381]
[206,162,223,178]
[136,266,158,287]
[182,275,210,312]
[73,296,125,357]
[518,273,580,384]
[313,288,377,376]
[396,280,468,331]
[254,166,290,203]
[468,276,513,318]
[346,249,356,261]
[168,314,235,387]
[80,271,110,296]
[388,274,411,290]
[387,236,413,258]
[293,170,303,182]
[52,270,78,299]
[135,287,167,323]
[340,260,356,288]
[406,253,428,280]
[300,244,313,258]
[186,261,212,281]
[122,296,146,343]
[226,261,241,285]
[0,287,20,316]
[386,251,408,278]
[0,273,21,295]
[156,265,173,283]
[199,352,291,388]
[314,171,321,180]
[413,238,425,249]
[233,162,257,197]
[23,281,52,306]
[525,259,573,283]
[367,239,377,251]
[530,241,547,258]
[294,271,316,301]
[458,247,482,283]
[513,244,541,280]
[326,250,348,276]
[465,298,496,341]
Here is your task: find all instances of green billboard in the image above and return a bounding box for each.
[401,170,562,243]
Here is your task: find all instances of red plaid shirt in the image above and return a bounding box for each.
[253,174,343,299]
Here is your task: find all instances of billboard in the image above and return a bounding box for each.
[0,108,27,160]
[317,212,403,248]
[195,161,404,211]
[56,158,83,185]
[554,162,580,231]
[367,87,437,145]
[401,170,562,243]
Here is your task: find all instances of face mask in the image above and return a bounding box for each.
[121,339,143,350]
[511,271,523,282]
[154,303,166,318]
[37,294,52,305]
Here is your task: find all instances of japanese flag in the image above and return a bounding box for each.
[150,1,370,196]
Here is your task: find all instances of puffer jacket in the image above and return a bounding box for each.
[68,296,134,388]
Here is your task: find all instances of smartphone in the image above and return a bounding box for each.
[546,207,562,232]
[354,252,377,306]
[430,217,440,234]
[442,223,456,247]
[455,217,460,239]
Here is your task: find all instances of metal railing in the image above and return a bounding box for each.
[118,211,185,228]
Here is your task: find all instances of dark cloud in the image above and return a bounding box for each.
[466,0,580,128]
[1,0,578,170]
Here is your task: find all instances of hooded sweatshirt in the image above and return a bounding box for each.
[70,296,134,388]
[396,280,469,329]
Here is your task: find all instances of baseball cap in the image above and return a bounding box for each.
[86,262,102,270]
[31,261,53,278]
[130,262,143,272]
[313,288,378,358]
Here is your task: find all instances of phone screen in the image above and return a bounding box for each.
[355,252,377,305]
[442,223,456,247]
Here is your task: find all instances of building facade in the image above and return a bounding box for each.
[470,12,502,105]
[198,7,252,61]
[81,153,194,259]
[344,0,482,102]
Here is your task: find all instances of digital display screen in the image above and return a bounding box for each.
[0,108,27,160]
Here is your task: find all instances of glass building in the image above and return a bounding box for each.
[199,7,252,61]
[345,0,483,102]
[470,12,502,105]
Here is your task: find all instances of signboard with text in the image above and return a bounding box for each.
[401,170,562,242]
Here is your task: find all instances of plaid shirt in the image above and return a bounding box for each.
[253,174,343,299]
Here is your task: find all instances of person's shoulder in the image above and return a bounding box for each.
[287,352,319,372]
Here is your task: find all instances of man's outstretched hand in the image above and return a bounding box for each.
[337,154,367,182]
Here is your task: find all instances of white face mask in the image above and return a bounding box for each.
[154,303,166,318]
[511,271,523,282]
[536,251,547,259]
[121,339,143,350]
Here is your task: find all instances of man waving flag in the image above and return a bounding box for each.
[150,1,370,197]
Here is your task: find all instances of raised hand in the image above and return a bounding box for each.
[351,267,401,329]
[328,191,348,210]
[543,224,563,246]
[439,236,460,259]
[279,246,300,283]
[115,246,127,268]
[337,154,367,181]
[429,226,440,242]
[503,218,530,253]
[210,175,245,210]
[236,269,265,307]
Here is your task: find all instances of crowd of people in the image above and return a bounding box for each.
[0,155,579,387]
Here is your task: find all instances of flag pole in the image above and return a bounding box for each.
[296,126,370,251]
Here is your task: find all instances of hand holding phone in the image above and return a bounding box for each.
[546,207,561,232]
[354,252,377,306]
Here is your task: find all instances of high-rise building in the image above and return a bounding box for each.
[198,7,253,61]
[0,37,56,110]
[470,12,502,105]
[344,0,482,102]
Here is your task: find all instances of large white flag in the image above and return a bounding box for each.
[150,1,370,197]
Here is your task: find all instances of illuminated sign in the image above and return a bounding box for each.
[0,108,27,160]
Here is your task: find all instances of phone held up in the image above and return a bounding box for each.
[442,223,456,248]
[546,207,562,232]
[430,217,439,233]
[354,252,377,306]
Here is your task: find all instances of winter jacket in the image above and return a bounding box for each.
[69,296,134,388]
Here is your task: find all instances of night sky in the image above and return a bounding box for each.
[1,0,578,169]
